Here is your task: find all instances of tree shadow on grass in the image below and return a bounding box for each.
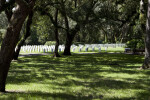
[6,53,149,99]
[1,91,96,100]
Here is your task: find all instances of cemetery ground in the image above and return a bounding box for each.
[0,50,150,100]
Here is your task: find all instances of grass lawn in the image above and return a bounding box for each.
[0,53,150,100]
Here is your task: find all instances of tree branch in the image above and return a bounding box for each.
[15,0,28,7]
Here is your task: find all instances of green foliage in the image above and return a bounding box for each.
[126,39,138,49]
[25,27,40,45]
[126,39,145,49]
[0,12,8,29]
[30,12,55,45]
[44,41,56,45]
[0,29,6,44]
[24,0,144,45]
[137,40,145,49]
[0,12,8,45]
[140,13,146,25]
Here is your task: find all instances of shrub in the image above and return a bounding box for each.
[126,39,145,49]
[45,41,56,45]
[136,40,145,49]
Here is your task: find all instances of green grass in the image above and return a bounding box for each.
[71,47,125,54]
[0,53,150,100]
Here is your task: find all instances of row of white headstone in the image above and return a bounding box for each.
[19,44,125,53]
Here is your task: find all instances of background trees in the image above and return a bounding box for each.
[0,0,145,47]
[0,12,8,45]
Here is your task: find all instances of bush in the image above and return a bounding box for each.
[136,40,145,49]
[45,41,56,45]
[126,39,144,49]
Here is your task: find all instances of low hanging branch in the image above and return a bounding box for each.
[13,10,34,60]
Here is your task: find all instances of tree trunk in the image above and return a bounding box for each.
[0,62,10,92]
[63,27,80,55]
[142,0,150,69]
[53,9,61,57]
[41,8,61,57]
[63,34,73,55]
[53,25,61,57]
[62,9,80,56]
[13,11,34,60]
[54,28,61,57]
[62,9,72,55]
[0,1,35,92]
[13,39,25,60]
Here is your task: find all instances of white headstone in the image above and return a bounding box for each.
[92,47,95,52]
[85,47,88,52]
[43,49,45,53]
[79,47,82,52]
[99,47,101,52]
[105,47,107,51]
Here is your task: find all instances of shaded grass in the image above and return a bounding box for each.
[0,53,150,100]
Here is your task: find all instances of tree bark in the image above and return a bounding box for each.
[63,34,73,55]
[63,9,72,55]
[142,0,150,69]
[53,9,61,57]
[13,39,25,60]
[0,0,35,92]
[13,11,34,60]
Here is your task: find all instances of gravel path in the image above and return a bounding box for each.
[19,53,50,57]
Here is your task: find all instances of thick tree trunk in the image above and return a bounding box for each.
[13,11,34,60]
[63,29,80,55]
[63,10,72,55]
[0,1,35,92]
[62,10,80,55]
[142,0,150,69]
[54,28,61,57]
[54,26,61,57]
[0,63,10,92]
[63,27,80,55]
[53,9,61,57]
[63,35,73,55]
